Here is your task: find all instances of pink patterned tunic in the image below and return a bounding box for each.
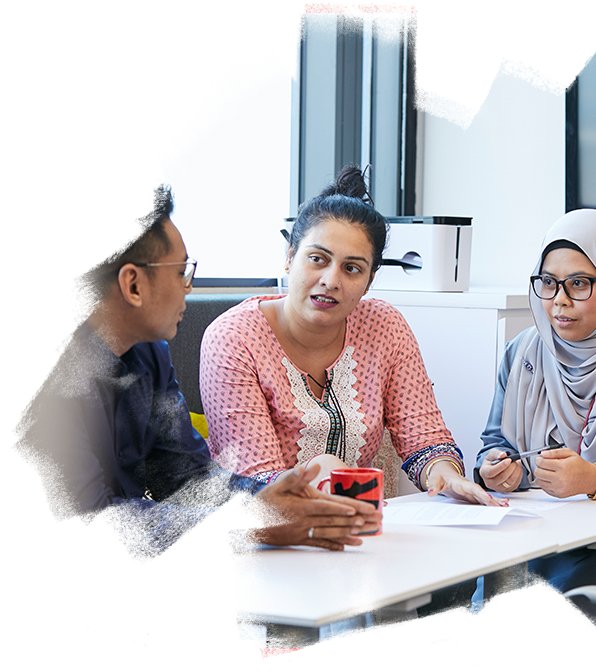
[200,296,462,487]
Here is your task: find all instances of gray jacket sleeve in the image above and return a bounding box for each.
[473,333,532,490]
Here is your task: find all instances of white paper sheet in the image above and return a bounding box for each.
[382,501,540,527]
[491,491,586,513]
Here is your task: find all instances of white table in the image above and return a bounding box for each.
[233,491,596,640]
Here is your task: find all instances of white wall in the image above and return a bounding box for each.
[420,71,566,289]
[166,57,296,280]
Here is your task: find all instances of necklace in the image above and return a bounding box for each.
[307,371,347,462]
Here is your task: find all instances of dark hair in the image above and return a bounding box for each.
[540,239,587,272]
[289,165,388,273]
[82,184,175,299]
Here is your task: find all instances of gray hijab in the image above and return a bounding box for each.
[501,209,596,482]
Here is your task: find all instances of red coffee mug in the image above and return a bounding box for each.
[317,467,384,535]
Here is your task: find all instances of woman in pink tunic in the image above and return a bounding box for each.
[201,165,500,506]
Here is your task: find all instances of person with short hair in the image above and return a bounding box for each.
[18,184,381,556]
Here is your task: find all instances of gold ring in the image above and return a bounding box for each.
[502,481,510,488]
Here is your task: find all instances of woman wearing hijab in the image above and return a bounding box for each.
[476,208,596,593]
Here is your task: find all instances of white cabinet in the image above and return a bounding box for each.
[368,288,533,491]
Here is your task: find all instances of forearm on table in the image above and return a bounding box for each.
[401,444,465,490]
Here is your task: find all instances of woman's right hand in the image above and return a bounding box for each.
[479,448,523,493]
[251,463,381,550]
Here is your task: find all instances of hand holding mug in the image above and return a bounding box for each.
[317,467,384,534]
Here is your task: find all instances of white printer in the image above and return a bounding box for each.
[373,216,472,292]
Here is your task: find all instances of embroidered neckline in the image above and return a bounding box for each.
[282,348,366,467]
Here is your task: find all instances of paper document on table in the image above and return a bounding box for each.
[383,501,541,526]
[491,491,586,513]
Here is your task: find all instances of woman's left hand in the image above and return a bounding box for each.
[426,460,508,506]
[535,448,596,498]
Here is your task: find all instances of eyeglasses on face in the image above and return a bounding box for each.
[530,274,596,301]
[133,259,197,288]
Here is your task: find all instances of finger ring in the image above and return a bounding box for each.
[502,481,510,488]
[307,527,315,539]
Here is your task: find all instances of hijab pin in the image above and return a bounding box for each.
[522,358,534,374]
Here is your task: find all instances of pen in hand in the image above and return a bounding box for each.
[489,442,565,465]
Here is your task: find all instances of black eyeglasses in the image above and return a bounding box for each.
[133,259,197,288]
[530,274,596,301]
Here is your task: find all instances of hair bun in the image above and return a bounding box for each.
[292,163,386,271]
[320,164,371,202]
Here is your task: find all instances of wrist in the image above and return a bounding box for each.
[424,457,464,491]
[586,464,596,499]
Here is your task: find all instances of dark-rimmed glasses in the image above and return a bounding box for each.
[133,259,197,288]
[530,274,596,301]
